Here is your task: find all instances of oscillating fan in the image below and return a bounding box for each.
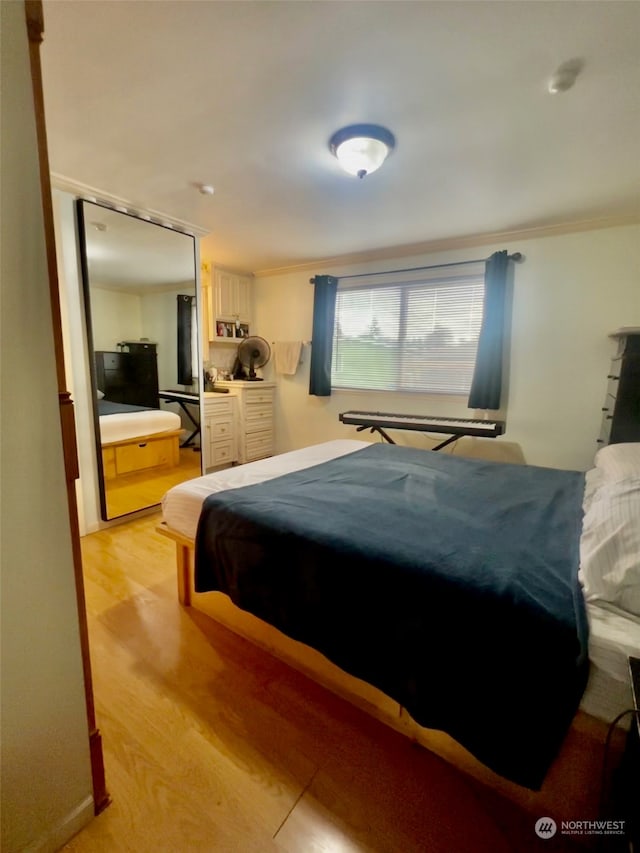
[234,336,271,381]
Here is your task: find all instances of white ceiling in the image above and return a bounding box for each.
[40,1,640,274]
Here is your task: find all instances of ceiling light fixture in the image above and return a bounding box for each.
[329,124,396,179]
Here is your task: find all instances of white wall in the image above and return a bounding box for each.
[1,3,94,850]
[82,285,195,390]
[90,286,142,350]
[142,288,192,389]
[253,224,640,471]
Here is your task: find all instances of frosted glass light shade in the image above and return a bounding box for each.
[329,124,395,179]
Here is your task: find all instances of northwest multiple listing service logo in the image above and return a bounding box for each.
[535,818,557,839]
[535,817,625,839]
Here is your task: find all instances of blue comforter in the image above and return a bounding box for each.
[195,444,588,789]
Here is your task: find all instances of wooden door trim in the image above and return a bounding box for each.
[24,0,109,815]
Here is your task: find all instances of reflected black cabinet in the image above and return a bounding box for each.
[123,342,159,408]
[598,329,640,446]
[95,343,159,409]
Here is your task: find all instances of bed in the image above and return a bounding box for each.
[99,399,183,481]
[159,439,640,819]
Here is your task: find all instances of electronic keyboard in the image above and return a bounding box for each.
[339,410,505,450]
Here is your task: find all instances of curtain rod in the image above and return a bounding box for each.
[309,252,523,284]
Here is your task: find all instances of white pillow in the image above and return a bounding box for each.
[580,476,640,617]
[96,389,105,399]
[594,442,640,482]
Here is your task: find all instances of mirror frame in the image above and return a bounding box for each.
[76,199,201,521]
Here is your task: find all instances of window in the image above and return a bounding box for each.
[331,265,485,395]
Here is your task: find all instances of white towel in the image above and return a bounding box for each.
[274,341,303,375]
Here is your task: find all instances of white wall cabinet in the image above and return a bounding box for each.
[216,381,275,463]
[203,266,253,343]
[215,269,251,322]
[203,395,238,470]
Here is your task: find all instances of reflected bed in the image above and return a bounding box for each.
[99,400,182,481]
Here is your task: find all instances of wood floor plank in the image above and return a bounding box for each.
[274,788,380,853]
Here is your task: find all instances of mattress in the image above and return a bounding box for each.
[582,602,640,724]
[161,438,640,725]
[100,409,182,445]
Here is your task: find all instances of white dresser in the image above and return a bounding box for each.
[214,380,276,464]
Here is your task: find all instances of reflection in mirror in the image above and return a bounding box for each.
[77,200,202,520]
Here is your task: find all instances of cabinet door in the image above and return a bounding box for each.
[210,269,253,340]
[215,270,237,320]
[203,398,236,469]
[236,275,252,323]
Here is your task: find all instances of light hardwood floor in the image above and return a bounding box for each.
[64,514,584,853]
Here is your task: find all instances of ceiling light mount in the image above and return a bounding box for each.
[547,58,584,94]
[329,124,396,179]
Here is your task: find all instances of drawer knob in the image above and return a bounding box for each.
[607,374,619,380]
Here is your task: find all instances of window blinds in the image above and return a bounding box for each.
[331,266,485,395]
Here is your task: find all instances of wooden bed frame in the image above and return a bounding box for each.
[102,428,183,481]
[158,521,627,833]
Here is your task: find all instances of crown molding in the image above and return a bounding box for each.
[253,214,640,278]
[50,173,210,238]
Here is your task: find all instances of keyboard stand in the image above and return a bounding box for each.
[158,390,201,448]
[356,424,460,451]
[356,424,395,445]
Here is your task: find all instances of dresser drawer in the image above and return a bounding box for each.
[99,352,124,371]
[115,436,175,474]
[204,397,233,416]
[210,440,234,465]
[243,388,274,407]
[206,418,233,439]
[245,431,273,461]
[245,404,273,433]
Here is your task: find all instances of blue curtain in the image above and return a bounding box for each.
[309,275,338,396]
[177,294,193,385]
[468,251,509,410]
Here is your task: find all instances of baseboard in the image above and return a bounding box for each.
[23,796,94,853]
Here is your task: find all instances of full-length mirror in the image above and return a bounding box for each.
[77,200,202,520]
